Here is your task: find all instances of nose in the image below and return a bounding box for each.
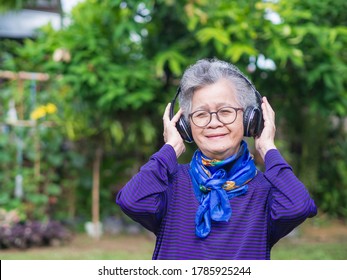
[207,112,223,128]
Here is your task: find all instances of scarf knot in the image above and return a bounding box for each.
[203,169,226,190]
[189,140,257,238]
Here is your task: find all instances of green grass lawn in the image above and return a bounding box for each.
[1,239,346,260]
[272,241,347,260]
[0,234,154,260]
[1,218,346,260]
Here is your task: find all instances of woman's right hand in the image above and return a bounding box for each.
[163,103,186,158]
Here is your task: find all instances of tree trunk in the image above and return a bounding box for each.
[92,147,103,240]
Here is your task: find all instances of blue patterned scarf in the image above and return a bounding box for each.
[189,140,257,238]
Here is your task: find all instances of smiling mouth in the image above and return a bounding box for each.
[206,134,227,139]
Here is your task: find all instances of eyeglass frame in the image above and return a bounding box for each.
[188,106,244,128]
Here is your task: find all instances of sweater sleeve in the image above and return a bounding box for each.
[116,144,178,234]
[263,149,317,246]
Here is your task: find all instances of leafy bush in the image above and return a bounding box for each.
[0,220,72,250]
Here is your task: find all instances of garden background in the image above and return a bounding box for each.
[0,0,346,260]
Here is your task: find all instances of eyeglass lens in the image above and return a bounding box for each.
[191,107,238,127]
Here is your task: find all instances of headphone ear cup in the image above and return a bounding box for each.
[177,117,194,143]
[169,100,194,143]
[243,106,261,137]
[169,86,195,143]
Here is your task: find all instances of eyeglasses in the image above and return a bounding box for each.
[189,106,244,128]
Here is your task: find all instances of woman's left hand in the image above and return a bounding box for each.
[254,96,277,160]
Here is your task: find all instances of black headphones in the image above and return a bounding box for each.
[169,71,264,143]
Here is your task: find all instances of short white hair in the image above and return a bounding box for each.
[179,58,257,121]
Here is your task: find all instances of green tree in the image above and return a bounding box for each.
[170,0,347,216]
[1,0,162,222]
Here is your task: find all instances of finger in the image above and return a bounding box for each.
[261,98,269,121]
[163,103,171,123]
[262,97,274,121]
[264,97,274,114]
[171,108,183,123]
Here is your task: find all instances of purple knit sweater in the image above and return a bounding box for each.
[116,144,317,260]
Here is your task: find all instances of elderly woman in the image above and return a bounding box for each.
[116,58,317,260]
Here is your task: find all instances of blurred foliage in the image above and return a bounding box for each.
[0,0,346,224]
[0,0,61,15]
[0,217,72,249]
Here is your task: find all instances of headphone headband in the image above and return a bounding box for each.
[229,70,263,107]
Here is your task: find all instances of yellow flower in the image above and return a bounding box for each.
[30,106,46,120]
[30,103,57,120]
[45,103,57,114]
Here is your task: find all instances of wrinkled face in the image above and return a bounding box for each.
[190,78,244,160]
